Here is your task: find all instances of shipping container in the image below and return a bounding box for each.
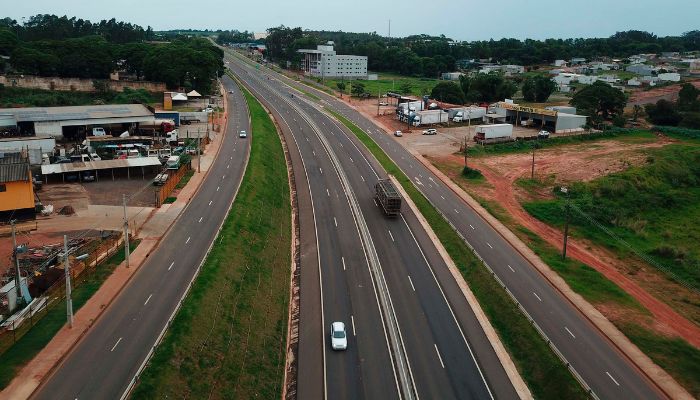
[474,124,513,140]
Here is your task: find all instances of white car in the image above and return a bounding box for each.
[422,128,437,135]
[239,130,248,138]
[330,321,347,350]
[538,130,550,138]
[203,106,214,113]
[394,130,403,137]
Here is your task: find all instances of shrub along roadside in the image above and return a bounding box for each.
[327,110,587,399]
[131,83,291,399]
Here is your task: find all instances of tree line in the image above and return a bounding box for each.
[0,15,224,94]
[263,27,700,78]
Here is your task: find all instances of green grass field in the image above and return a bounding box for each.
[322,73,439,97]
[523,143,700,290]
[328,110,587,399]
[131,81,291,399]
[467,129,656,157]
[0,240,140,389]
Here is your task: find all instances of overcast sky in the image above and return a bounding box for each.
[6,0,699,41]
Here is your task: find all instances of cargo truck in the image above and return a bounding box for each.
[375,179,402,217]
[474,124,513,141]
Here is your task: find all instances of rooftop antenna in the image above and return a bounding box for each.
[388,19,391,38]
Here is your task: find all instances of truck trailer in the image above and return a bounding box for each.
[375,179,402,217]
[474,124,513,141]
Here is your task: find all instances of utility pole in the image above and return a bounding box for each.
[64,235,73,328]
[198,130,201,173]
[122,194,130,268]
[561,187,570,260]
[11,221,21,301]
[377,90,381,116]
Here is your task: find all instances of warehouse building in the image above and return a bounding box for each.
[489,102,587,133]
[0,104,156,140]
[298,42,368,79]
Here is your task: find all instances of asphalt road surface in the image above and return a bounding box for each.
[244,59,667,400]
[227,56,519,400]
[32,76,251,400]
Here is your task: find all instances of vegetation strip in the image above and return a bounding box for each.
[0,241,140,389]
[327,110,587,398]
[131,84,291,399]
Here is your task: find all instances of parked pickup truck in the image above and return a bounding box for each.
[153,173,169,186]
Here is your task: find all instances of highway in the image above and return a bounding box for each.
[227,56,519,399]
[244,57,667,400]
[32,76,251,400]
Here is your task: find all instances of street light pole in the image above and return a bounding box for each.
[11,221,22,301]
[561,187,570,260]
[122,194,130,268]
[64,235,73,328]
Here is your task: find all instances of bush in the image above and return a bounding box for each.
[462,166,483,179]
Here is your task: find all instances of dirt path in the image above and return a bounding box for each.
[452,140,700,348]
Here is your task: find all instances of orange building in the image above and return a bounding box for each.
[0,152,35,220]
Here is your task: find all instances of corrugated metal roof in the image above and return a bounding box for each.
[0,104,152,123]
[0,152,24,164]
[0,163,29,183]
[41,157,162,175]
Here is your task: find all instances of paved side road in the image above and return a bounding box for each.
[27,77,251,400]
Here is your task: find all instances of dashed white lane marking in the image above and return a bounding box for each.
[334,217,338,227]
[144,294,153,305]
[441,195,445,200]
[222,175,226,179]
[373,199,378,207]
[487,242,493,249]
[349,157,353,163]
[469,224,475,230]
[319,167,323,174]
[434,344,445,368]
[342,257,346,271]
[351,315,356,336]
[208,200,213,206]
[339,142,343,147]
[407,275,416,291]
[110,337,122,352]
[168,261,174,271]
[409,164,413,168]
[227,164,230,169]
[198,217,203,223]
[606,371,620,386]
[533,292,542,302]
[361,175,365,182]
[185,237,191,244]
[230,156,233,160]
[388,230,395,242]
[312,150,316,156]
[306,137,309,142]
[565,326,576,339]
[326,188,330,197]
[508,265,515,272]
[454,209,459,214]
[217,186,220,192]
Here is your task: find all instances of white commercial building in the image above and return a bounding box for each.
[298,43,368,79]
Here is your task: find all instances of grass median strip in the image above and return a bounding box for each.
[328,109,587,399]
[131,84,291,399]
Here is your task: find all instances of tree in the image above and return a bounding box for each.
[521,75,557,102]
[398,82,413,95]
[351,82,365,97]
[430,82,465,104]
[570,81,626,123]
[459,73,517,103]
[645,99,682,126]
[632,104,643,121]
[0,28,18,55]
[678,83,700,111]
[336,81,346,97]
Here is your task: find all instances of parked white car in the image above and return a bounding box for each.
[330,321,347,350]
[239,130,248,138]
[394,130,403,137]
[422,128,437,135]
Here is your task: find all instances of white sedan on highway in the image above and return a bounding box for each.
[330,321,348,350]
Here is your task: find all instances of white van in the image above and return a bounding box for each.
[92,127,107,136]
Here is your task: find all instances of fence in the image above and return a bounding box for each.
[155,163,192,207]
[0,234,123,355]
